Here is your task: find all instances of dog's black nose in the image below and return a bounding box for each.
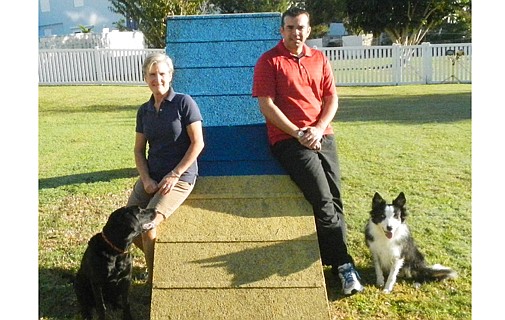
[387,226,393,231]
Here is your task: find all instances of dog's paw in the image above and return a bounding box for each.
[382,288,392,294]
[383,282,395,293]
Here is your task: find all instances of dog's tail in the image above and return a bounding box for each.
[418,264,458,282]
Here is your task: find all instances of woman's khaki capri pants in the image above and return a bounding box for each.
[126,178,194,220]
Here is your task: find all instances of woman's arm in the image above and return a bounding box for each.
[133,132,159,194]
[159,120,205,195]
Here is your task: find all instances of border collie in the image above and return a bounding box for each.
[365,192,457,293]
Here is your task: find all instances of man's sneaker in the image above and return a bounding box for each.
[337,263,364,295]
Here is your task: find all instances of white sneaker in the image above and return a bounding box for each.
[337,263,364,295]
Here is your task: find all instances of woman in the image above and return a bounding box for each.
[127,52,204,284]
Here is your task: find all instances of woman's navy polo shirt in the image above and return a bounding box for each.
[135,87,203,184]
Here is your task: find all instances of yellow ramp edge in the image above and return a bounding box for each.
[150,176,331,319]
[151,288,330,320]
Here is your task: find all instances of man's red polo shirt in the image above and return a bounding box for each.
[252,40,337,145]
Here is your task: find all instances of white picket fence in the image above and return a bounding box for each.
[38,43,471,86]
[38,48,165,85]
[321,43,471,86]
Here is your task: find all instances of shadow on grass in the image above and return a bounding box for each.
[39,266,151,320]
[40,104,140,115]
[39,167,138,190]
[337,92,471,123]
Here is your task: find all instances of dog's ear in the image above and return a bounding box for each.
[142,208,156,215]
[393,192,406,208]
[372,192,385,208]
[393,192,408,222]
[127,205,141,214]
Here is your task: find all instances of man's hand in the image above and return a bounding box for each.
[298,126,323,150]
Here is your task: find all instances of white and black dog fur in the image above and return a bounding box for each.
[365,192,457,293]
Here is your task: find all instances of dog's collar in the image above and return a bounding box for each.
[101,231,128,254]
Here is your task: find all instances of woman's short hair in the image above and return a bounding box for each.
[142,52,174,77]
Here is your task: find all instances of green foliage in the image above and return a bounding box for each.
[425,0,472,43]
[210,0,291,13]
[345,0,470,45]
[309,23,329,39]
[39,84,471,319]
[108,0,470,47]
[77,25,94,33]
[304,0,346,26]
[112,18,128,31]
[108,0,208,48]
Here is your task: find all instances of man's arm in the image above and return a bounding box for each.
[258,96,321,150]
[298,94,338,150]
[316,94,338,132]
[257,96,300,139]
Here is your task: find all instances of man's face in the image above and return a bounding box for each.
[280,14,311,54]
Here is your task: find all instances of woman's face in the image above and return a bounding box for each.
[145,62,172,96]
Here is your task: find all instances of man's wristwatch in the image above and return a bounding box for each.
[296,129,305,139]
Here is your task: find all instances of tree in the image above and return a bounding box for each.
[300,0,347,38]
[345,0,470,45]
[108,0,211,48]
[78,25,94,33]
[210,1,346,38]
[303,0,345,26]
[209,0,291,13]
[425,0,471,43]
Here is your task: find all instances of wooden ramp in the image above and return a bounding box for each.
[150,176,331,319]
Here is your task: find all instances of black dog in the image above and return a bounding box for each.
[74,205,156,320]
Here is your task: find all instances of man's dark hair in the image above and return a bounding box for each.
[281,7,310,27]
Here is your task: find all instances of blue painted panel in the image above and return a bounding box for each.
[167,40,278,68]
[166,13,284,176]
[188,95,264,127]
[166,13,281,43]
[173,67,253,96]
[198,124,285,176]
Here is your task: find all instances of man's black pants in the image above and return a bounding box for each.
[271,135,354,268]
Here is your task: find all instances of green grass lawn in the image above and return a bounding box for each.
[38,84,471,319]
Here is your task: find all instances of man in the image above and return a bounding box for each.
[252,7,363,295]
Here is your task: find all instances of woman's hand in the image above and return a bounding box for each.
[157,171,181,195]
[142,178,160,194]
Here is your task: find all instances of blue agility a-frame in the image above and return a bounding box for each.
[165,13,285,176]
